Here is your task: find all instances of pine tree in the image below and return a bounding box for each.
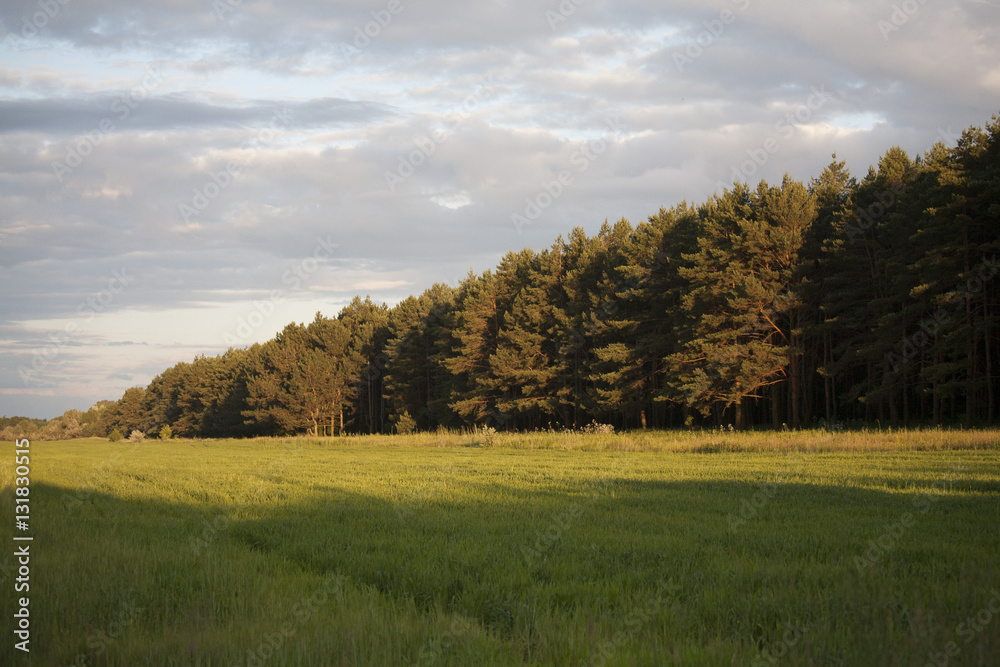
[339,297,391,433]
[490,245,570,428]
[383,284,456,431]
[667,179,814,427]
[99,110,1000,432]
[806,156,856,425]
[447,251,533,426]
[244,323,311,434]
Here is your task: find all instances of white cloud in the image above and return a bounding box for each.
[0,0,997,417]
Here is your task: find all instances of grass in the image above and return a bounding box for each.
[1,430,999,665]
[356,426,1000,453]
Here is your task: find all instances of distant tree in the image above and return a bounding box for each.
[105,387,146,435]
[589,217,677,429]
[244,315,363,436]
[339,296,392,434]
[383,284,458,431]
[81,401,115,437]
[99,111,1000,431]
[490,245,571,429]
[447,252,534,427]
[245,323,311,434]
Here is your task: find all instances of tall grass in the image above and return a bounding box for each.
[247,426,1000,453]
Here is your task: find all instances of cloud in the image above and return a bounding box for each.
[0,94,395,134]
[0,0,997,417]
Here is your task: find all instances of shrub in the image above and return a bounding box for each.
[109,428,123,442]
[159,425,173,440]
[580,421,615,435]
[480,426,497,448]
[128,429,146,443]
[395,411,416,435]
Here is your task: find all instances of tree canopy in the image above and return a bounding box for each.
[87,112,1000,436]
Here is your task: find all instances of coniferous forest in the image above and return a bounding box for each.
[92,114,1000,437]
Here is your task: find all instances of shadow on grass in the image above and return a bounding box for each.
[4,474,999,666]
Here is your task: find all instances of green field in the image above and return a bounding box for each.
[2,431,999,666]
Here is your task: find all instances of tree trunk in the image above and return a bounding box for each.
[929,344,938,424]
[790,347,801,429]
[966,289,975,429]
[902,360,910,427]
[368,361,375,433]
[985,292,994,424]
[964,229,973,428]
[771,383,781,428]
[823,331,833,424]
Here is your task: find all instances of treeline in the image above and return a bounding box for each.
[0,405,113,441]
[96,113,999,436]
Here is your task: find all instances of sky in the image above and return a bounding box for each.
[0,0,997,419]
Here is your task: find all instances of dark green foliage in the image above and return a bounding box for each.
[104,386,146,435]
[91,111,999,434]
[340,296,393,433]
[383,284,457,431]
[244,315,363,436]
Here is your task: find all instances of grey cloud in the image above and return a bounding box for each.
[0,95,395,134]
[1,0,998,417]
